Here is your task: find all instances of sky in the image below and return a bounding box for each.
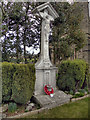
[26,46,40,54]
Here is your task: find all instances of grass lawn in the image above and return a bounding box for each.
[19,97,89,119]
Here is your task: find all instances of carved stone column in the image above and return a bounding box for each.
[33,2,59,95]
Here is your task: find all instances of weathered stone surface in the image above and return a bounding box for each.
[0,113,6,119]
[0,104,8,119]
[33,2,59,95]
[0,114,2,120]
[3,104,8,112]
[25,103,35,111]
[25,106,32,111]
[0,104,8,113]
[29,103,35,108]
[33,90,72,109]
[34,67,58,95]
[0,107,2,113]
[26,100,31,105]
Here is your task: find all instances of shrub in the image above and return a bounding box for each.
[78,89,86,93]
[12,64,35,104]
[2,62,15,101]
[2,62,35,104]
[69,90,74,95]
[57,59,89,93]
[8,102,17,113]
[73,92,85,98]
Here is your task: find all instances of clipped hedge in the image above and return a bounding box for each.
[12,64,35,104]
[2,62,35,104]
[57,59,89,93]
[2,62,15,101]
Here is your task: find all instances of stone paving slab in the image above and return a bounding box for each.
[33,90,72,109]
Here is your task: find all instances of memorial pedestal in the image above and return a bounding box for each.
[33,90,72,109]
[34,65,57,95]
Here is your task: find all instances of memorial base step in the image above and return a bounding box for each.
[33,90,72,109]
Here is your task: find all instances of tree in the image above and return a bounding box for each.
[1,2,23,62]
[1,2,41,63]
[50,2,86,64]
[1,2,86,64]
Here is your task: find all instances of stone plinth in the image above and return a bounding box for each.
[33,90,72,109]
[34,66,57,95]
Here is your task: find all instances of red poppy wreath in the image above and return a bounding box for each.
[44,85,54,97]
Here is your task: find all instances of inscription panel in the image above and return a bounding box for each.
[44,70,51,85]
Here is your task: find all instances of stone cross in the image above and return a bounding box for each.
[32,2,72,108]
[33,2,59,95]
[40,9,54,65]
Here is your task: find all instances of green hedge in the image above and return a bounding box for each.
[2,62,35,104]
[2,62,15,101]
[57,59,89,93]
[12,64,35,104]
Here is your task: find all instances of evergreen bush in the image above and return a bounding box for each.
[12,64,35,104]
[2,62,15,101]
[8,102,17,113]
[57,59,89,93]
[2,62,35,104]
[73,92,85,98]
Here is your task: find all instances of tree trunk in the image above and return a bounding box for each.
[24,42,27,64]
[23,3,29,64]
[16,24,19,63]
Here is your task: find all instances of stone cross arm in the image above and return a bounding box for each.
[32,2,59,20]
[39,11,54,21]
